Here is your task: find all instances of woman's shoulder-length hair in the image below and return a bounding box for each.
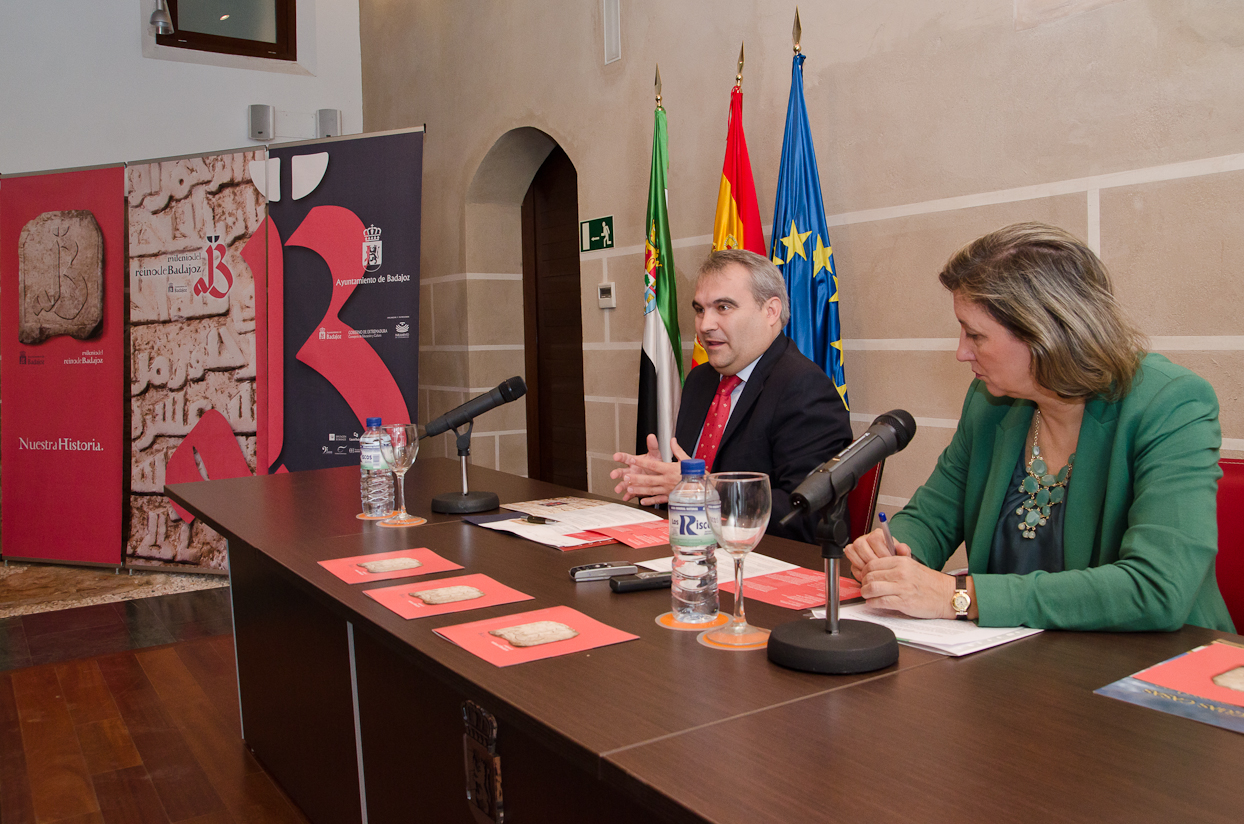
[939,222,1147,401]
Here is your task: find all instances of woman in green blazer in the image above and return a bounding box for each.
[846,223,1234,632]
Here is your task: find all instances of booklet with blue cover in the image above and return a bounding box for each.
[1095,639,1244,734]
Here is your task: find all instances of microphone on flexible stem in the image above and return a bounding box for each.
[428,376,527,514]
[768,410,917,675]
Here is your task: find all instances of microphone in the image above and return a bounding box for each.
[423,376,527,438]
[779,410,916,525]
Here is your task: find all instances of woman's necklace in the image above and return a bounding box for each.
[1016,408,1074,539]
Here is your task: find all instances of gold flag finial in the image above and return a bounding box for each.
[655,64,663,109]
[736,42,745,86]
[793,7,802,54]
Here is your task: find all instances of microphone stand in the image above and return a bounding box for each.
[767,496,899,674]
[429,421,501,514]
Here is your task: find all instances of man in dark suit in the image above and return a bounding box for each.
[611,249,852,542]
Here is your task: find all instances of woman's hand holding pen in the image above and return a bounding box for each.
[845,524,964,620]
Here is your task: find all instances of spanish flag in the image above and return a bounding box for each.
[693,84,765,368]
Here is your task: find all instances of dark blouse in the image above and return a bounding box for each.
[988,450,1069,575]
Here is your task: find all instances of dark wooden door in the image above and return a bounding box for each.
[522,147,588,488]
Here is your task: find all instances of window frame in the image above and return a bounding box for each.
[156,0,297,62]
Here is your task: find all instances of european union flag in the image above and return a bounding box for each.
[769,53,848,411]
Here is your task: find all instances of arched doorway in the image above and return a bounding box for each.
[462,129,586,486]
[521,147,587,488]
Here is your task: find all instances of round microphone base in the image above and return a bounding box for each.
[767,618,899,674]
[430,491,500,514]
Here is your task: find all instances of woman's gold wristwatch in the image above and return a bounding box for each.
[952,575,971,620]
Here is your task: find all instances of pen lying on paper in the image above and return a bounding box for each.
[878,512,898,555]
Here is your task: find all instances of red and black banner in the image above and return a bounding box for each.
[257,130,423,473]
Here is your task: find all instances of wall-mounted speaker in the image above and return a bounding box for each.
[249,104,275,141]
[316,109,343,138]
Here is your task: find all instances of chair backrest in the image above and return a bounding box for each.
[848,461,885,542]
[1217,458,1244,628]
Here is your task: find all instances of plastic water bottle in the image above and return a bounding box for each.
[668,459,719,623]
[359,417,394,517]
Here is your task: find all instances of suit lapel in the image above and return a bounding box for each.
[1062,396,1116,571]
[719,336,785,450]
[969,400,1034,574]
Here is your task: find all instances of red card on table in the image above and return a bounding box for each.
[720,567,861,610]
[434,605,638,667]
[318,548,463,584]
[364,573,533,619]
[590,520,669,549]
[1132,641,1244,708]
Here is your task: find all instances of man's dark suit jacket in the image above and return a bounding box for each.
[675,334,852,543]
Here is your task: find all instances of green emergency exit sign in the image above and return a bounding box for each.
[580,216,614,252]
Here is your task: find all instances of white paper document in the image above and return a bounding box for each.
[637,551,798,579]
[501,499,662,531]
[476,518,610,548]
[807,604,1042,657]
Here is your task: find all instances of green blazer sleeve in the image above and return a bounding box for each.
[890,354,1234,633]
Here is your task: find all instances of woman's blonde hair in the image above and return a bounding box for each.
[939,222,1147,400]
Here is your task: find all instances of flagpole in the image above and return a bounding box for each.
[767,8,899,676]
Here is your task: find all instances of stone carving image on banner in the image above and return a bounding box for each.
[127,152,265,570]
[18,210,104,343]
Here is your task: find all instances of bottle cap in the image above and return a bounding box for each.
[680,459,706,476]
[366,417,382,427]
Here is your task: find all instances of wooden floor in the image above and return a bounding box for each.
[0,608,309,823]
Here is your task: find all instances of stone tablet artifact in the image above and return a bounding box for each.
[358,557,423,573]
[411,585,484,605]
[1212,665,1244,693]
[18,210,104,344]
[489,620,578,648]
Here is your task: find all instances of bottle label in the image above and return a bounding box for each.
[668,502,714,547]
[361,442,389,471]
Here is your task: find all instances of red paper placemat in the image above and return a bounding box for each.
[318,548,463,584]
[434,605,638,667]
[720,568,861,610]
[364,573,532,619]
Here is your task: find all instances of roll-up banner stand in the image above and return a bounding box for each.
[126,151,265,570]
[260,129,423,474]
[0,129,423,571]
[0,166,126,565]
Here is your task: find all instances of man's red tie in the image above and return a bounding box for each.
[694,375,742,472]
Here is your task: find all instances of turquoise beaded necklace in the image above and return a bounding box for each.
[1017,409,1074,539]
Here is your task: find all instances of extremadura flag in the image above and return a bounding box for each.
[636,105,683,458]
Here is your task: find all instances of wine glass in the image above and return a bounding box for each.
[380,424,424,527]
[703,472,771,647]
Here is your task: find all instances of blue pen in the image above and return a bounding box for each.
[878,512,898,555]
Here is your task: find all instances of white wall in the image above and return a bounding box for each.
[0,1,363,174]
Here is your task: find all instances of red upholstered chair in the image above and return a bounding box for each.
[848,462,885,542]
[1217,458,1244,628]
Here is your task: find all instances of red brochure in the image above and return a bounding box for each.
[589,520,669,549]
[318,547,463,584]
[364,573,533,619]
[720,567,862,610]
[1132,640,1244,709]
[434,605,638,667]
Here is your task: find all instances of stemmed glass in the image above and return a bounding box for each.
[380,424,424,527]
[703,472,771,647]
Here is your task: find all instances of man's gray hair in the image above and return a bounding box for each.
[697,249,791,326]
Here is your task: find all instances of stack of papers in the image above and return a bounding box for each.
[471,497,667,549]
[809,604,1042,656]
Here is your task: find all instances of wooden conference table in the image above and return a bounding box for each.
[168,458,1244,824]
